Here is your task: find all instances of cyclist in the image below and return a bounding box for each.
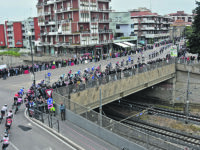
[15,98,22,114]
[1,105,7,119]
[5,116,12,135]
[1,134,9,150]
[7,110,13,119]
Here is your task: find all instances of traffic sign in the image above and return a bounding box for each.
[47,98,53,105]
[45,89,53,97]
[47,73,51,77]
[48,104,53,109]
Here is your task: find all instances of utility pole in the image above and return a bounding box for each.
[185,69,190,124]
[99,88,102,127]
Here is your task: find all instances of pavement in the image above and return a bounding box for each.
[0,44,173,150]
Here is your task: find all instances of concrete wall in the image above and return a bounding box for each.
[69,64,175,110]
[175,63,200,104]
[137,63,200,104]
[0,55,23,66]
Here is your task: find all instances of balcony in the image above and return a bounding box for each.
[98,0,111,2]
[48,21,56,25]
[98,29,112,33]
[48,31,57,35]
[99,40,113,44]
[38,22,45,26]
[44,11,51,15]
[47,0,55,5]
[36,2,43,7]
[79,18,90,22]
[91,19,112,23]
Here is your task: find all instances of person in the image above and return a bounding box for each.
[50,106,56,116]
[1,105,7,119]
[1,134,9,150]
[7,110,13,119]
[5,116,12,134]
[60,103,65,121]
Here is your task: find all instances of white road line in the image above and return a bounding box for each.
[24,110,80,150]
[10,142,20,150]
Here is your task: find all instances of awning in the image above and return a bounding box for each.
[114,43,130,48]
[123,42,135,47]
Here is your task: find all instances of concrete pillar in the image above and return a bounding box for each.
[171,76,177,106]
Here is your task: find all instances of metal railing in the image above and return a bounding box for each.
[52,92,185,150]
[55,58,176,96]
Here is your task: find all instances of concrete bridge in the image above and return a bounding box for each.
[54,59,176,112]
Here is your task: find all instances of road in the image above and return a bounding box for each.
[0,81,77,150]
[0,44,172,150]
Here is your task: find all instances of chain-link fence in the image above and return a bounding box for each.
[52,92,185,150]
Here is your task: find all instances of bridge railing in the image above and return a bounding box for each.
[55,58,176,96]
[176,58,200,65]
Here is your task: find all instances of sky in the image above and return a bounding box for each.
[0,0,196,24]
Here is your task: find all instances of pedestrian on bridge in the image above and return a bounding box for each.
[60,103,65,121]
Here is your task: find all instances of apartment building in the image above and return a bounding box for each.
[36,0,113,56]
[169,11,194,23]
[4,17,40,49]
[130,7,171,45]
[0,25,6,47]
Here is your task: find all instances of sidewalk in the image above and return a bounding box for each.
[27,110,119,150]
[58,120,119,150]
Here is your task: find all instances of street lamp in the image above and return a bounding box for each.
[28,31,38,110]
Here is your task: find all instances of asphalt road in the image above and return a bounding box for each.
[0,80,76,150]
[0,44,172,150]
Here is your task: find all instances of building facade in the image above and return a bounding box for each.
[110,12,134,39]
[169,11,194,23]
[36,0,113,56]
[4,17,40,49]
[130,8,171,45]
[0,25,6,47]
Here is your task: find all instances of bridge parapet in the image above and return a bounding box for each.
[53,59,176,111]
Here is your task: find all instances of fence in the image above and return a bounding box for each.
[30,108,60,133]
[52,92,185,150]
[55,58,176,96]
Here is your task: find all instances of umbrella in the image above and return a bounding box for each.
[84,53,91,56]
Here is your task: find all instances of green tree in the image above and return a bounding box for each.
[187,1,200,54]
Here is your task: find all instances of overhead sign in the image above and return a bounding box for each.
[47,73,51,77]
[45,89,53,97]
[170,47,177,57]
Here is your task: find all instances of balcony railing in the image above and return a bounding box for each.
[98,29,112,33]
[91,19,112,23]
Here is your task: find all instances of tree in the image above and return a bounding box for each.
[187,1,200,54]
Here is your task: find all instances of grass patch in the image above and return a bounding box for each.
[155,104,183,111]
[0,51,20,57]
[140,115,149,121]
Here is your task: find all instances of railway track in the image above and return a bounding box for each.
[104,107,200,150]
[118,99,200,125]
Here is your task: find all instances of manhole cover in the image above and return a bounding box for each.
[18,125,32,131]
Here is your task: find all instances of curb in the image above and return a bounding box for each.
[24,109,84,150]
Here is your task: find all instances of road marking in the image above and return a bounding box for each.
[24,109,80,150]
[10,142,20,150]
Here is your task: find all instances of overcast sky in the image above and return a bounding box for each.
[0,0,196,24]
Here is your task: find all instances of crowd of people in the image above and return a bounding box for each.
[0,40,176,80]
[51,42,173,91]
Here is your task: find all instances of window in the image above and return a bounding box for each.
[80,25,84,31]
[131,24,134,28]
[116,24,120,29]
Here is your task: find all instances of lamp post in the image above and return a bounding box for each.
[28,31,38,110]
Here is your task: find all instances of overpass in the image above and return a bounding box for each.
[54,59,176,112]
